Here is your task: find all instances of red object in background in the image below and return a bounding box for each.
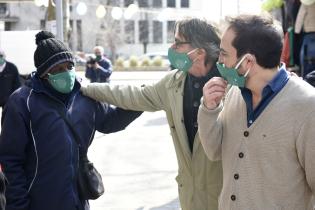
[281,31,290,66]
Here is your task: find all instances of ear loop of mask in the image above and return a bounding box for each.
[235,55,251,77]
[187,48,199,63]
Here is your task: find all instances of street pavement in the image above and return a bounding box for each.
[1,71,181,210]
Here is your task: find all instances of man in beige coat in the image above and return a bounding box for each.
[82,18,223,210]
[198,14,315,209]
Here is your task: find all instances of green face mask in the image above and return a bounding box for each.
[167,48,197,73]
[95,55,102,61]
[48,69,76,94]
[216,56,250,88]
[0,58,5,65]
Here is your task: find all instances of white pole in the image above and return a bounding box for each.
[237,0,240,15]
[220,0,223,19]
[56,0,63,41]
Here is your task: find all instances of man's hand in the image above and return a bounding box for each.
[203,77,227,110]
[92,62,100,70]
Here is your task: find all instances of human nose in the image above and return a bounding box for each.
[218,55,224,64]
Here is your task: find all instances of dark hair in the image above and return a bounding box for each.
[227,15,283,69]
[175,18,221,65]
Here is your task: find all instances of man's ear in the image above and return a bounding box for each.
[245,54,255,63]
[197,48,206,55]
[244,54,256,68]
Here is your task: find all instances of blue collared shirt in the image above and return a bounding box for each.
[240,66,290,127]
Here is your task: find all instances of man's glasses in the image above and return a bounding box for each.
[174,40,191,49]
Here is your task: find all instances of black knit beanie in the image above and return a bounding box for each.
[34,31,74,77]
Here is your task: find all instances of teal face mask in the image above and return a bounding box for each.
[48,69,76,94]
[216,56,250,88]
[168,48,197,73]
[0,58,5,65]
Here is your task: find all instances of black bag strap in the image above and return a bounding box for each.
[55,108,90,161]
[56,108,81,147]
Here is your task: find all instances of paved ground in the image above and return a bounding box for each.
[89,111,180,210]
[85,71,180,210]
[1,71,181,210]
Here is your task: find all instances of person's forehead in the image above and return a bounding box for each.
[221,28,236,51]
[174,28,186,41]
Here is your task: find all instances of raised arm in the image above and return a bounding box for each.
[197,77,227,161]
[94,102,142,134]
[81,76,169,112]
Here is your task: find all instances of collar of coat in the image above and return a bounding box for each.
[165,70,186,89]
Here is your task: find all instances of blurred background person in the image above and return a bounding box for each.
[0,49,21,124]
[85,46,112,83]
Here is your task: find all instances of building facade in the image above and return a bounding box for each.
[0,0,261,59]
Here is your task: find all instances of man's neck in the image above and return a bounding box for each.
[189,62,213,77]
[247,67,279,107]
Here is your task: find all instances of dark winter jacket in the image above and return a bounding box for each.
[0,61,21,107]
[0,74,141,210]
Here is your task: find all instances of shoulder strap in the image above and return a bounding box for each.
[55,108,81,147]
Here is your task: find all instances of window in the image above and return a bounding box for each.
[167,21,175,43]
[69,20,74,49]
[108,0,120,7]
[167,0,175,8]
[0,3,7,15]
[124,0,133,7]
[76,20,82,51]
[138,0,148,8]
[153,21,162,43]
[181,0,189,8]
[4,22,10,31]
[125,20,135,44]
[152,0,162,8]
[139,20,149,43]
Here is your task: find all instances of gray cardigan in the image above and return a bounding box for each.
[198,77,315,209]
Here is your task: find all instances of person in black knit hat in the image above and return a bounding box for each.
[0,31,142,210]
[34,31,74,77]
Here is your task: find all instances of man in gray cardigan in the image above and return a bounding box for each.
[198,14,315,209]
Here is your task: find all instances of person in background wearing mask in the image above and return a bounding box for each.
[81,18,223,210]
[0,31,141,210]
[0,49,21,123]
[198,14,315,209]
[85,46,112,83]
